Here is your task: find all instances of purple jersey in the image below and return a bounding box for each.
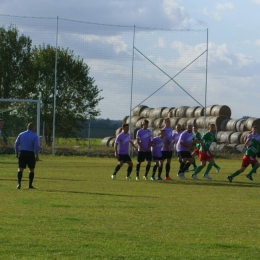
[115,132,131,154]
[161,127,173,151]
[152,136,166,157]
[247,133,260,144]
[136,129,152,151]
[172,131,183,152]
[177,130,194,152]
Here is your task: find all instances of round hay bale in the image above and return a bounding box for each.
[109,137,116,147]
[219,118,230,131]
[176,106,189,117]
[115,127,122,136]
[168,117,181,129]
[149,107,167,118]
[152,128,161,137]
[230,132,242,144]
[194,107,204,117]
[125,116,144,127]
[206,105,217,116]
[214,143,226,152]
[216,131,225,141]
[207,116,229,130]
[153,118,164,128]
[196,116,206,128]
[210,105,231,118]
[161,107,175,118]
[101,136,114,146]
[220,131,234,143]
[197,128,205,135]
[236,119,246,132]
[185,106,200,118]
[244,118,260,132]
[236,144,245,153]
[187,117,197,126]
[132,105,148,116]
[178,118,189,129]
[122,115,128,124]
[225,119,239,132]
[240,131,251,144]
[168,108,178,118]
[135,117,156,128]
[140,107,153,118]
[131,127,141,139]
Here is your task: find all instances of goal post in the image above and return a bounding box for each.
[0,98,41,137]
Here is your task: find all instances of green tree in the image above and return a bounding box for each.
[0,26,34,139]
[30,45,103,144]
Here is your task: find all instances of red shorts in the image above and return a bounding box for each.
[199,150,214,161]
[193,149,199,156]
[242,155,257,168]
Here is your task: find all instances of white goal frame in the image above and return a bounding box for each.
[0,98,41,136]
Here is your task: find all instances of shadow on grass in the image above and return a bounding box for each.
[156,179,260,188]
[42,189,159,198]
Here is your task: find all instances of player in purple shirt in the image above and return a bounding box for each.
[172,124,183,177]
[161,117,173,180]
[176,124,197,179]
[151,129,168,180]
[14,122,39,189]
[136,119,152,180]
[111,124,137,180]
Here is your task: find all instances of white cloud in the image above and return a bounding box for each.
[216,2,235,10]
[253,0,260,4]
[254,39,260,46]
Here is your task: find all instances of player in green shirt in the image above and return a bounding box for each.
[192,123,224,180]
[227,137,260,182]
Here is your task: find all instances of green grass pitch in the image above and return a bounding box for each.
[0,155,260,259]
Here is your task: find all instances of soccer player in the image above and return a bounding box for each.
[176,124,197,178]
[135,119,152,181]
[111,123,137,180]
[14,122,39,189]
[190,125,201,171]
[245,126,260,173]
[0,119,7,149]
[172,124,184,178]
[161,117,173,180]
[191,123,223,180]
[151,129,168,181]
[227,137,260,182]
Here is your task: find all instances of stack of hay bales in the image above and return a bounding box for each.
[101,104,260,153]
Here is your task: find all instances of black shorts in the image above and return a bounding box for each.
[161,151,173,160]
[153,156,163,161]
[137,151,152,162]
[18,151,36,169]
[178,151,192,159]
[118,154,132,162]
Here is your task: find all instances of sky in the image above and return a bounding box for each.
[0,0,260,121]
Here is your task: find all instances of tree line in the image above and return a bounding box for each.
[0,25,103,145]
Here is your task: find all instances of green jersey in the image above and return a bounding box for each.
[200,131,217,152]
[244,138,260,156]
[194,131,202,149]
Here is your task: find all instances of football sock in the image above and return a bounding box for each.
[205,163,213,174]
[113,165,121,175]
[17,171,23,184]
[158,166,162,176]
[127,166,132,177]
[193,165,203,175]
[179,162,185,173]
[136,163,140,177]
[152,164,158,177]
[182,162,191,172]
[29,172,34,187]
[145,164,151,176]
[165,163,170,177]
[213,163,219,169]
[248,165,259,176]
[192,159,197,167]
[230,170,241,178]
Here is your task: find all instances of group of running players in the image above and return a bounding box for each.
[111,117,260,183]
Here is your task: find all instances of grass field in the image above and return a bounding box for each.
[1,155,260,259]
